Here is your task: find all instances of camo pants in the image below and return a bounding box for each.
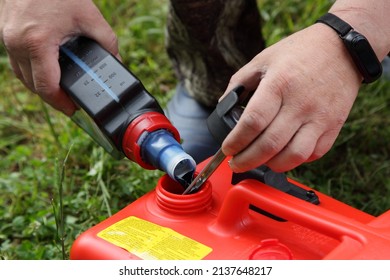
[166,0,265,107]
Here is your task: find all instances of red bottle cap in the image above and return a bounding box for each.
[122,112,180,169]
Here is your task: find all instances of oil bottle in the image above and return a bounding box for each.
[59,36,195,186]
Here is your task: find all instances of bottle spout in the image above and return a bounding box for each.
[121,111,196,186]
[171,155,196,189]
[141,129,196,188]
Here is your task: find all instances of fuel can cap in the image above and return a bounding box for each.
[249,239,293,260]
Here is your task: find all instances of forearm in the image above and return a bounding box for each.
[329,0,390,59]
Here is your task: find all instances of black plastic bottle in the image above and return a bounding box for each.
[59,37,195,187]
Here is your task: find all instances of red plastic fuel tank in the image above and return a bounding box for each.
[70,158,390,260]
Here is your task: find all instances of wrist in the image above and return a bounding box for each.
[314,24,363,85]
[329,8,390,60]
[316,12,382,83]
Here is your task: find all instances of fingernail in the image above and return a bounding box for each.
[228,159,234,170]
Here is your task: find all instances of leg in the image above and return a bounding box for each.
[165,0,265,162]
[166,0,265,106]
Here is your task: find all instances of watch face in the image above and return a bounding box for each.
[344,31,382,82]
[352,34,369,51]
[352,35,376,68]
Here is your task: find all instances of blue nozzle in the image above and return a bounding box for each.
[141,129,196,187]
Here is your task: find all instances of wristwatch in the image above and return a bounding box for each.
[316,13,382,83]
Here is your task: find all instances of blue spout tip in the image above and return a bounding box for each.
[141,129,196,187]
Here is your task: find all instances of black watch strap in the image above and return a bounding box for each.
[316,13,382,83]
[316,13,352,37]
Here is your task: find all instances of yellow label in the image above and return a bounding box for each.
[97,216,212,260]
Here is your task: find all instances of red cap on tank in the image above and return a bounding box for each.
[249,239,293,260]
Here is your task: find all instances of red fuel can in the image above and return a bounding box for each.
[70,158,390,260]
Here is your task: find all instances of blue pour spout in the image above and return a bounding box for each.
[141,129,196,188]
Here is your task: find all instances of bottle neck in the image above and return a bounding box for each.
[121,111,196,186]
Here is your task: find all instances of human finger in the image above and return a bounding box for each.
[16,59,35,91]
[226,96,304,172]
[221,70,284,159]
[7,55,28,87]
[263,123,322,172]
[30,42,76,116]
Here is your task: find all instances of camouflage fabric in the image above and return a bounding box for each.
[166,0,265,107]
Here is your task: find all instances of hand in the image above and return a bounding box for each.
[0,0,118,116]
[221,24,362,173]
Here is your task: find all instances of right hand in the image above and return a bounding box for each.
[0,0,119,116]
[220,24,362,173]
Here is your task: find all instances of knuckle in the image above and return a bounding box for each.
[289,146,312,164]
[34,76,58,98]
[261,131,284,155]
[335,114,348,127]
[268,146,312,173]
[309,143,330,162]
[240,110,267,133]
[24,32,48,56]
[223,136,246,156]
[107,33,119,51]
[311,132,338,160]
[295,96,316,113]
[269,71,295,98]
[34,80,50,95]
[33,73,55,96]
[310,149,326,161]
[227,74,241,89]
[3,25,48,55]
[2,27,20,50]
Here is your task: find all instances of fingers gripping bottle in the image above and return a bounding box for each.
[59,37,195,187]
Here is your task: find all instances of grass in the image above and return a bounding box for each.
[0,0,389,260]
